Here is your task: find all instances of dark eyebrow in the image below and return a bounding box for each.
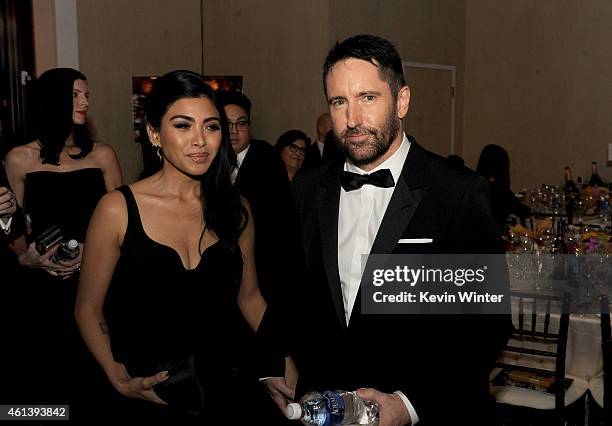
[170,115,220,123]
[228,115,249,121]
[328,96,346,104]
[357,90,382,97]
[170,115,195,122]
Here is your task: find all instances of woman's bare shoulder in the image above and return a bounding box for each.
[90,142,119,163]
[4,142,41,172]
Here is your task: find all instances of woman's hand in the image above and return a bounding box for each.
[51,242,84,279]
[106,361,169,405]
[18,242,80,279]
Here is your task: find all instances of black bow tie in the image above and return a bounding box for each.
[340,169,395,192]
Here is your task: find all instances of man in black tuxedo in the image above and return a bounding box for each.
[0,164,21,267]
[216,90,299,307]
[216,91,302,423]
[263,34,512,425]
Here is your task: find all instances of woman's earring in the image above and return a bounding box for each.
[154,145,163,161]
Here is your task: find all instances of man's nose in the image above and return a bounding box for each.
[346,103,362,128]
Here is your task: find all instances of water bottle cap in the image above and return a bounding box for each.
[286,402,302,420]
[67,239,78,249]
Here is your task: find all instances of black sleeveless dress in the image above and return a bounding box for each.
[24,168,107,242]
[17,168,108,409]
[104,186,249,421]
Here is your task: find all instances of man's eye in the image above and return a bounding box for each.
[331,99,344,107]
[72,92,78,98]
[364,95,375,102]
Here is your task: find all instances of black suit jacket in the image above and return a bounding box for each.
[285,138,512,425]
[234,140,302,307]
[303,142,322,167]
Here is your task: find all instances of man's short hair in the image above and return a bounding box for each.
[216,90,252,118]
[322,34,406,98]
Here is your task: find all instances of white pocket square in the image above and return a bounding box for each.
[398,238,433,244]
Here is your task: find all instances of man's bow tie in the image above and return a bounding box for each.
[340,169,395,192]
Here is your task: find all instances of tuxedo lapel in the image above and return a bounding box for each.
[317,164,347,331]
[350,140,429,323]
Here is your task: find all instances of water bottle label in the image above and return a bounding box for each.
[322,391,345,425]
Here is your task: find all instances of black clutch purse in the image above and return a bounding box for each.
[153,355,206,415]
[35,225,64,254]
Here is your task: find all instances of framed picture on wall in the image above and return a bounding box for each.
[203,76,242,92]
[132,76,157,144]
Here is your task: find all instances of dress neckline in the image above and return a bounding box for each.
[26,167,103,177]
[125,186,221,272]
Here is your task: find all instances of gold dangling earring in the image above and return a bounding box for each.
[154,145,163,161]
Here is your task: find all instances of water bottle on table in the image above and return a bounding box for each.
[286,390,379,425]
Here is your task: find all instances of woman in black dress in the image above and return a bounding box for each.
[75,71,272,422]
[4,68,122,408]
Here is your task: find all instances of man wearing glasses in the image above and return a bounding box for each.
[216,90,302,423]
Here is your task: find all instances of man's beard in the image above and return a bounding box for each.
[336,106,401,168]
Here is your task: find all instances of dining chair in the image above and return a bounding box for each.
[491,291,588,425]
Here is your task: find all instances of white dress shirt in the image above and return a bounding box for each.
[317,140,324,157]
[0,216,12,235]
[337,133,419,424]
[236,144,250,168]
[231,144,251,184]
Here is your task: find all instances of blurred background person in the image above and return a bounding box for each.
[476,143,530,230]
[275,129,309,182]
[446,153,466,169]
[75,71,269,422]
[0,163,26,403]
[4,67,122,412]
[303,112,331,167]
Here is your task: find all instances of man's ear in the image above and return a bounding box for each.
[396,86,410,119]
[146,124,160,146]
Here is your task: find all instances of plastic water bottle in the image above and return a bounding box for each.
[286,390,379,426]
[51,239,80,263]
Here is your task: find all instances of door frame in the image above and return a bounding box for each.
[402,61,456,154]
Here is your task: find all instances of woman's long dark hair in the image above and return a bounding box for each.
[34,68,94,165]
[476,144,511,190]
[145,70,247,248]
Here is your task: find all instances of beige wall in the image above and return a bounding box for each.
[77,0,202,182]
[464,0,612,190]
[202,0,330,145]
[32,0,57,75]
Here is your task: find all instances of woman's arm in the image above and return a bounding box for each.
[4,146,30,208]
[237,200,267,332]
[94,143,123,191]
[75,190,167,404]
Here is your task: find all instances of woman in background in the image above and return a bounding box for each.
[75,70,273,422]
[275,129,310,181]
[476,144,530,230]
[4,67,122,410]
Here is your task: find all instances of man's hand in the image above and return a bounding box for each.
[357,388,412,426]
[262,377,295,414]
